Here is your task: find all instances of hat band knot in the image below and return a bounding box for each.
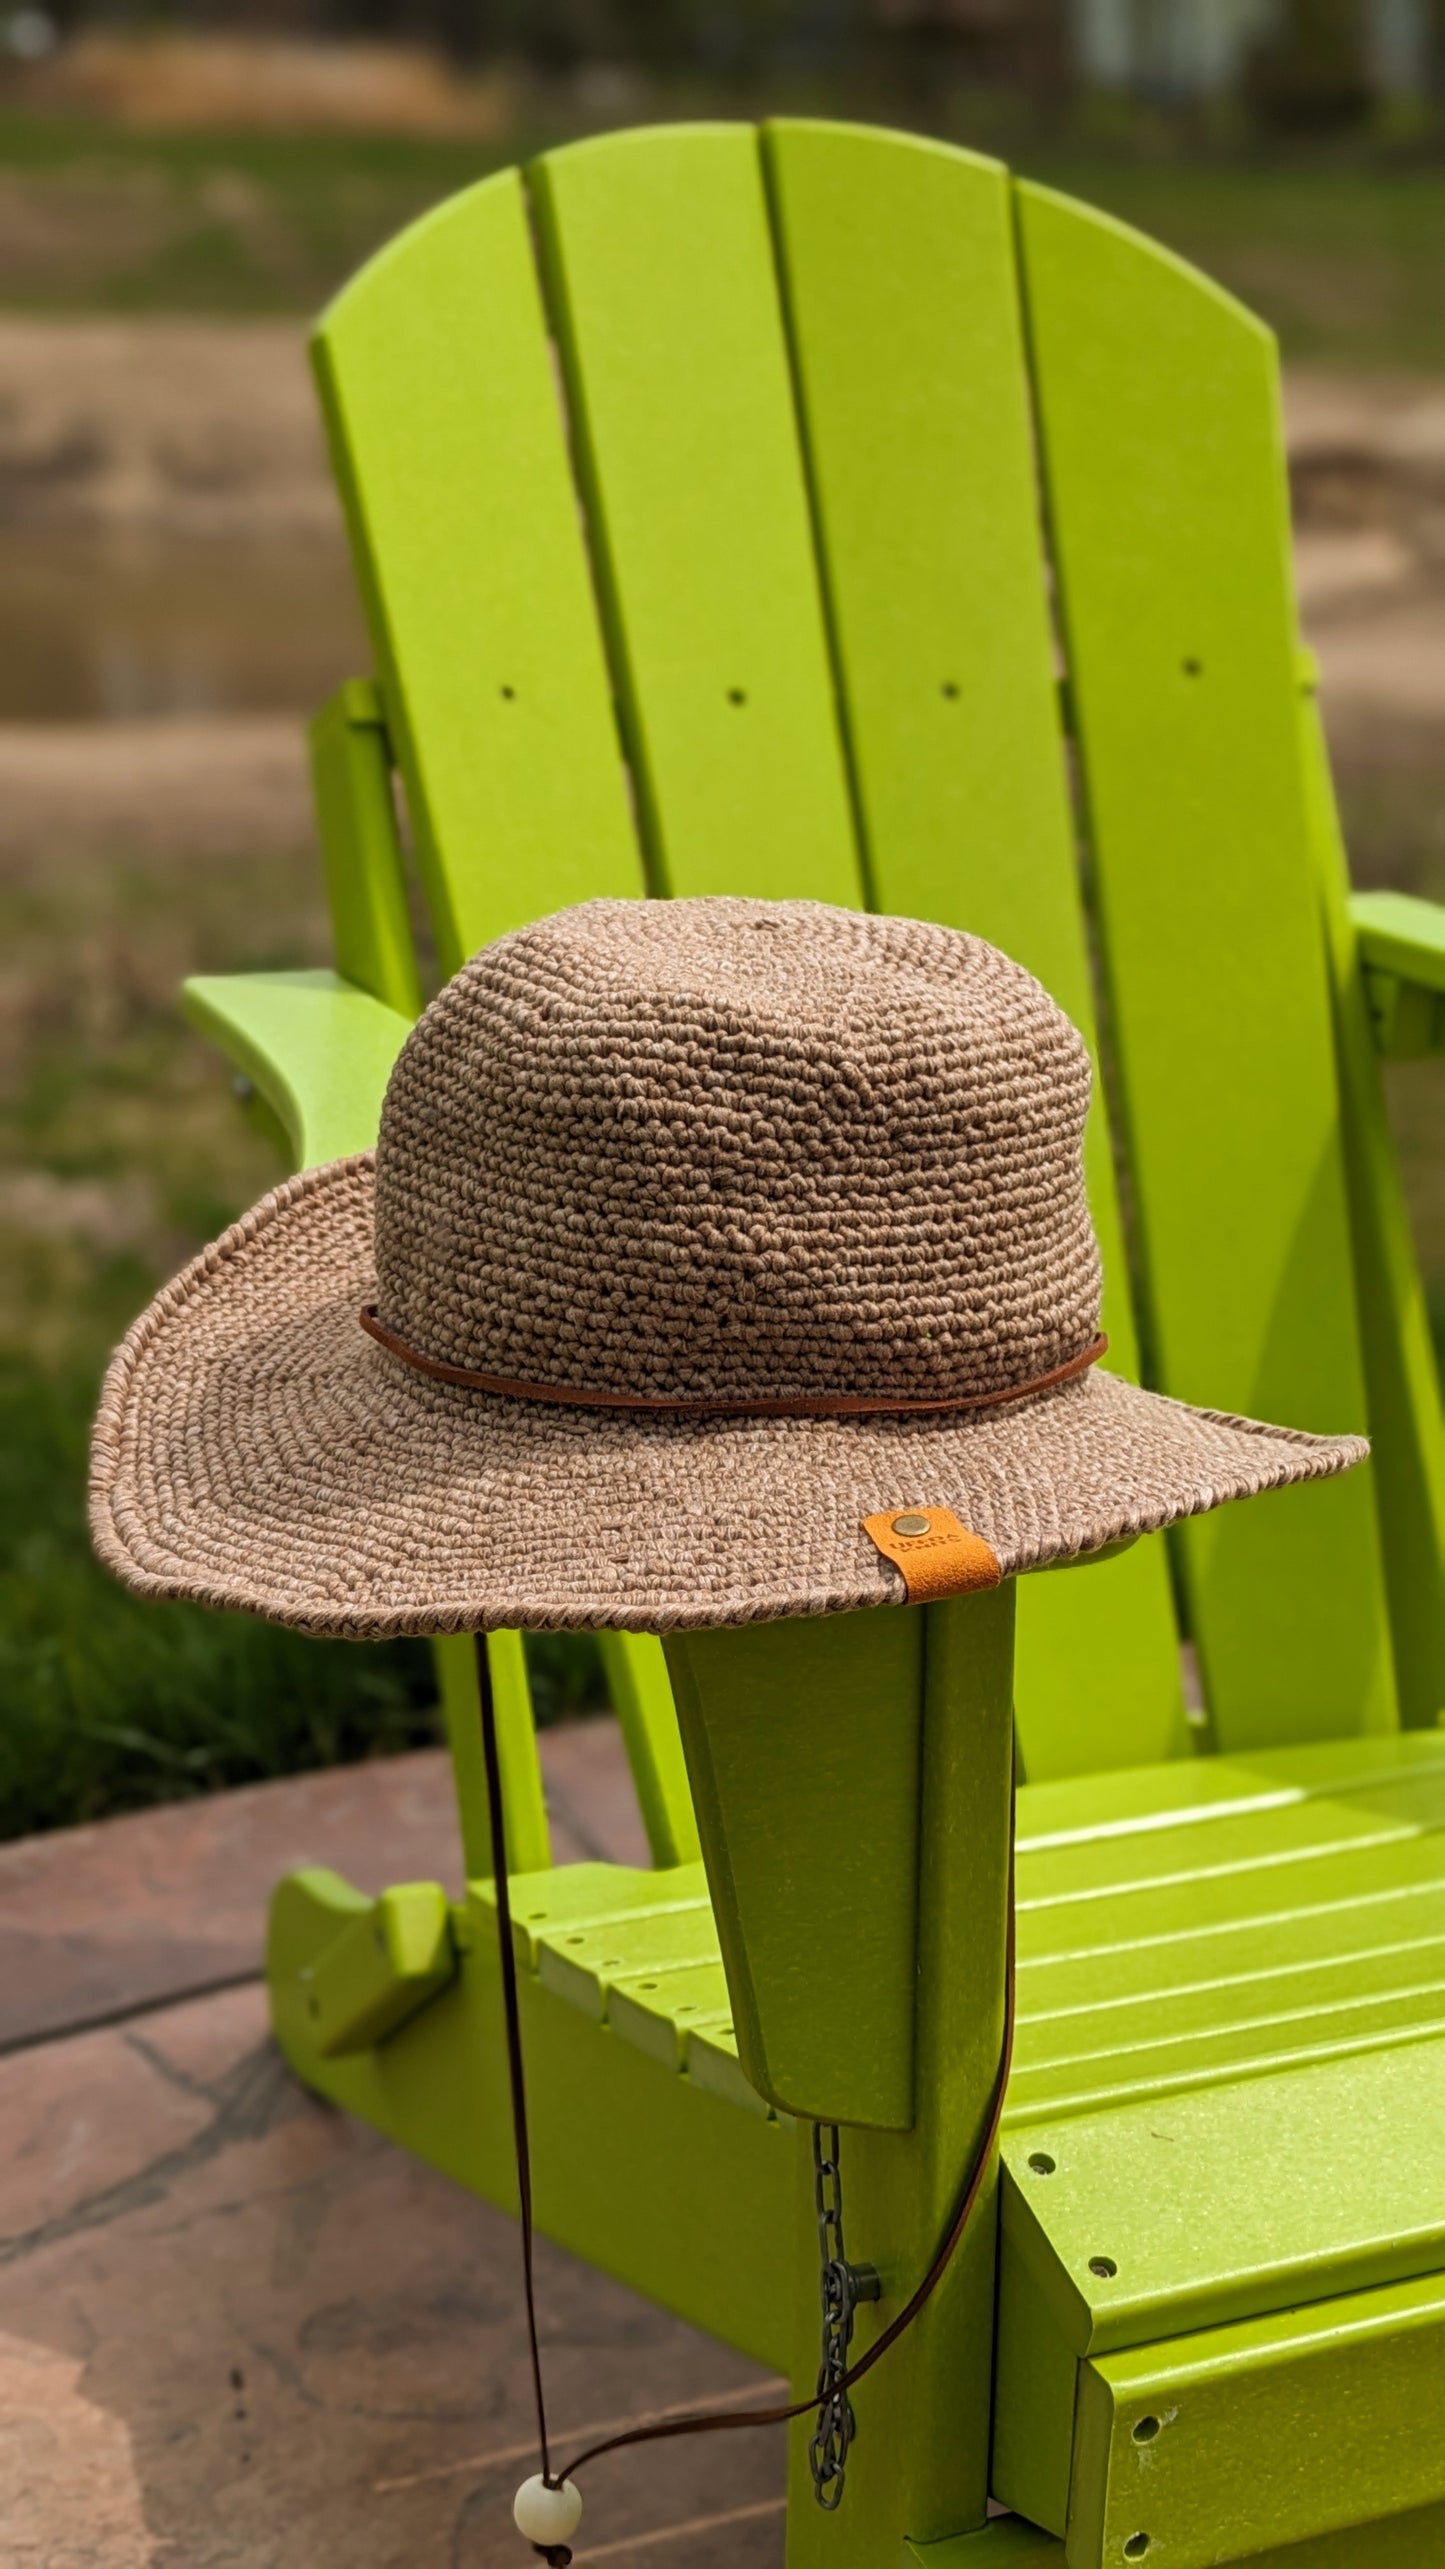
[357,1306,1108,1420]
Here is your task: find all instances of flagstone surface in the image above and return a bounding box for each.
[0,1725,651,2054]
[0,1722,785,2566]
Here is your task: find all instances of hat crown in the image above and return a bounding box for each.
[373,897,1101,1407]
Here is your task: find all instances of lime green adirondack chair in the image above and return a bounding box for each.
[182,123,1445,2567]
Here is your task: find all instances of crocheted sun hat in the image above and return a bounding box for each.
[90,897,1366,1635]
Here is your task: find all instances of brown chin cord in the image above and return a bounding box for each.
[475,1632,1017,2563]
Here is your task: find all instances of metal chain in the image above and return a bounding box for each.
[808,2123,878,2510]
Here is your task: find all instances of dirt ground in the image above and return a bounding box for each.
[0,320,1441,868]
[17,30,511,140]
[0,317,336,542]
[1287,370,1445,762]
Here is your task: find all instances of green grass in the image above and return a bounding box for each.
[2,107,1445,367]
[0,835,427,1833]
[0,1356,440,1835]
[0,1351,605,1833]
[0,115,524,316]
[0,830,605,1839]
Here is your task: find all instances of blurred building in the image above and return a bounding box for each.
[1070,0,1437,103]
[15,0,1441,106]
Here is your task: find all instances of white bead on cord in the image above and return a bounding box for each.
[513,2475,583,2550]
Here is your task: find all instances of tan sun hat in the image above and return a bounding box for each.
[90,897,1366,1636]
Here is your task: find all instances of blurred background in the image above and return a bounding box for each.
[2,0,1442,1835]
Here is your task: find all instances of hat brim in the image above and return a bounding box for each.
[91,1157,1368,1638]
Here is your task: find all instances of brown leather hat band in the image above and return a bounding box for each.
[358,1305,1108,1419]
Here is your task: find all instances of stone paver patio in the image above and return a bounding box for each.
[0,1724,787,2566]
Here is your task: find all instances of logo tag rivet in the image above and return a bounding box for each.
[891,1512,932,1537]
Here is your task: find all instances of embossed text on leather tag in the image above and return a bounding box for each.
[863,1507,1002,1604]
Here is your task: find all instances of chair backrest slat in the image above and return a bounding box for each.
[763,118,1186,1777]
[530,125,862,907]
[1302,694,1445,1730]
[313,171,644,978]
[1015,181,1399,1751]
[316,175,699,1865]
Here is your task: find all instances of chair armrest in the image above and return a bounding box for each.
[183,969,414,1169]
[1349,891,1445,1058]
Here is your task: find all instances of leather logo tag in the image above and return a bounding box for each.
[863,1507,1002,1604]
